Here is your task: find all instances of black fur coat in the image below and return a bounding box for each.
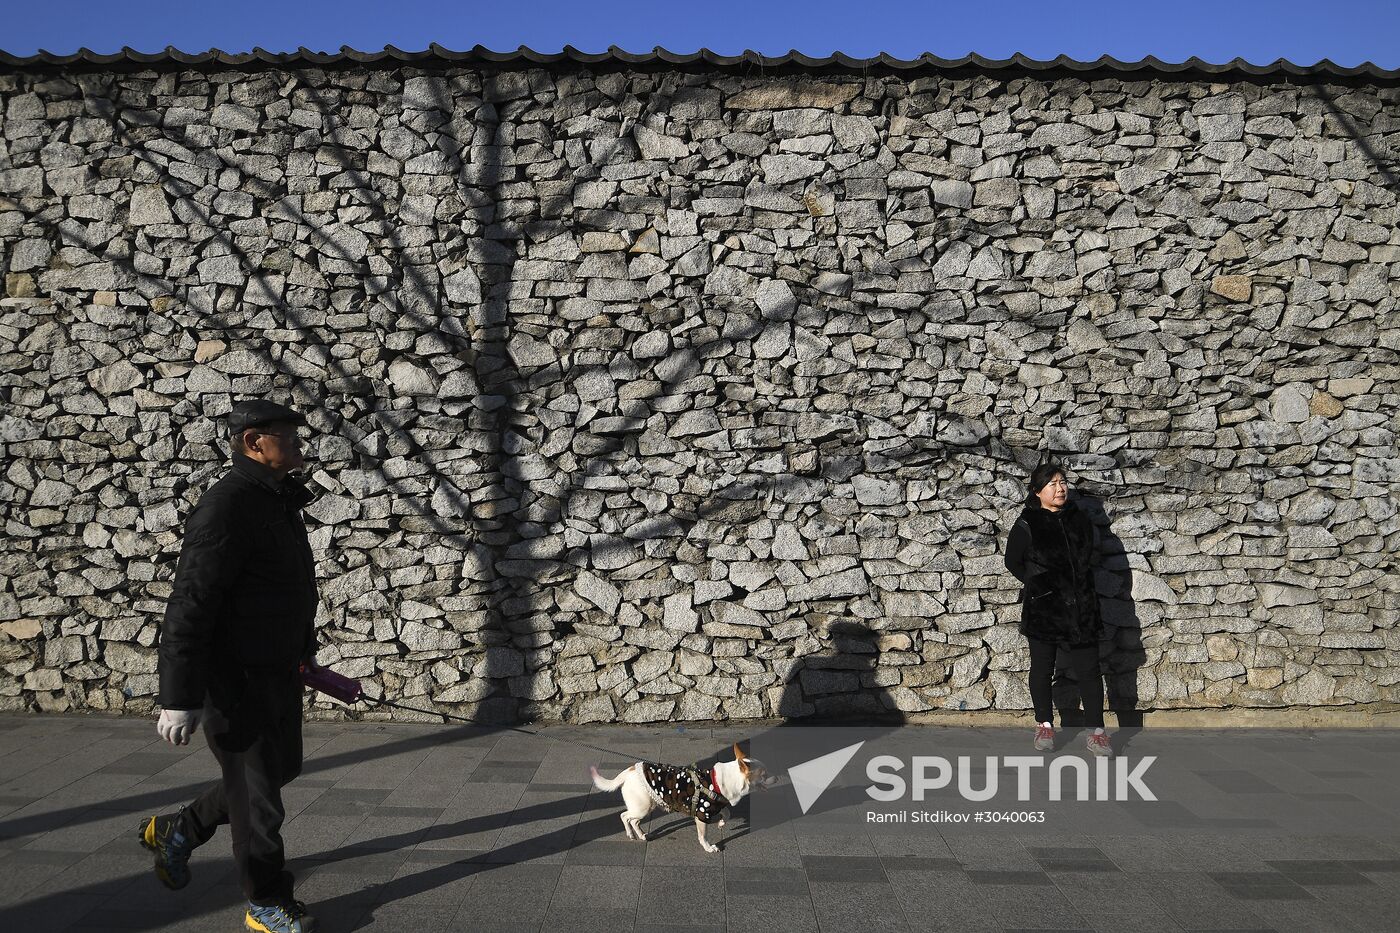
[1003,501,1102,646]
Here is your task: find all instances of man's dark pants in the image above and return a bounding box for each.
[181,668,304,906]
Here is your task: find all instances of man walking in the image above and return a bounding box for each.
[141,400,321,933]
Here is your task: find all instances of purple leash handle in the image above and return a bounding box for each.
[299,663,364,705]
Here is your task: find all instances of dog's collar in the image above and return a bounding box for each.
[710,766,729,805]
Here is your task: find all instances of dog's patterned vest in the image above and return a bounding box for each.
[641,762,728,824]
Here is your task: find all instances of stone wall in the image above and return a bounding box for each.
[1,62,1398,723]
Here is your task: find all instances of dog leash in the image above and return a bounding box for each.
[301,662,741,763]
[357,693,646,761]
[298,661,756,762]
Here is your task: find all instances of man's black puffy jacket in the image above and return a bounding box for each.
[158,451,319,711]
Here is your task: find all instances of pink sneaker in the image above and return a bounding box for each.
[1033,724,1054,752]
[1086,731,1113,757]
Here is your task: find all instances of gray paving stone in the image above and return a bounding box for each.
[888,871,999,931]
[337,814,435,849]
[1138,871,1274,930]
[3,890,108,930]
[883,856,962,872]
[1235,896,1362,932]
[295,864,396,904]
[301,787,393,816]
[373,860,480,908]
[549,862,643,910]
[725,866,807,897]
[965,869,1056,885]
[802,854,887,883]
[725,893,820,932]
[470,765,541,783]
[1214,884,1316,901]
[0,848,89,900]
[1351,858,1400,871]
[97,752,188,776]
[540,908,635,932]
[1038,857,1122,872]
[795,831,879,857]
[569,837,648,865]
[282,812,372,853]
[1029,846,1108,858]
[1049,872,1185,932]
[1263,859,1373,886]
[980,883,1088,931]
[525,782,590,793]
[637,865,726,924]
[299,900,372,931]
[808,880,909,931]
[452,862,561,924]
[643,833,722,867]
[355,902,461,930]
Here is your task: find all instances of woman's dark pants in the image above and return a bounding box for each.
[1028,638,1104,728]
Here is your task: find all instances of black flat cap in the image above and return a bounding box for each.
[227,399,307,434]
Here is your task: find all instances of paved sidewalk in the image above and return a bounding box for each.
[2,713,1400,932]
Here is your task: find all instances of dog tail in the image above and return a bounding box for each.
[590,764,631,792]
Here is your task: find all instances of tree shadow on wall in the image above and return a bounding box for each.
[36,71,969,738]
[1057,493,1147,754]
[19,74,540,721]
[1312,85,1400,192]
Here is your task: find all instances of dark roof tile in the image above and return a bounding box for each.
[0,46,1394,82]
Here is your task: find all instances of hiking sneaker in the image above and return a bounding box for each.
[1086,731,1113,758]
[1033,724,1055,752]
[246,900,315,933]
[138,810,194,890]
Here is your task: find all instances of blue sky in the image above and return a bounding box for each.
[2,0,1397,68]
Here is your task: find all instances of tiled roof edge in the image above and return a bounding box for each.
[0,45,1396,82]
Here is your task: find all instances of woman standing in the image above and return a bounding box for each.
[1004,462,1112,757]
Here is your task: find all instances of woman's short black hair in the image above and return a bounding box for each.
[1025,461,1065,506]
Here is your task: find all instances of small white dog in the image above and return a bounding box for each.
[590,743,768,852]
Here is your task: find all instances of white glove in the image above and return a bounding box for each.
[157,708,202,746]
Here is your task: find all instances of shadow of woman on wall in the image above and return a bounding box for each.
[1056,493,1148,752]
